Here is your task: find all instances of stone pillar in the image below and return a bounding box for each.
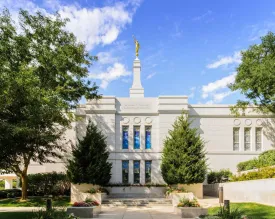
[5,179,13,189]
[130,58,144,97]
[129,160,134,184]
[140,160,145,184]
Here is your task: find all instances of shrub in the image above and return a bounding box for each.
[161,113,207,185]
[177,198,200,207]
[31,207,78,219]
[237,150,275,171]
[0,180,4,190]
[72,199,99,207]
[20,172,70,196]
[166,186,188,196]
[207,169,232,184]
[0,189,21,199]
[231,166,275,182]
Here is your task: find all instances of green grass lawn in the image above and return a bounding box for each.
[208,203,275,219]
[0,196,70,207]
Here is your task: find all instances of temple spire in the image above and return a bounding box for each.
[130,58,144,97]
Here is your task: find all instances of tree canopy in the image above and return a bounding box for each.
[67,121,112,185]
[0,9,100,199]
[230,32,275,115]
[161,113,207,185]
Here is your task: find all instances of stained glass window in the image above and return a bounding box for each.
[133,160,140,184]
[122,126,129,149]
[122,160,129,184]
[134,126,140,149]
[233,128,240,151]
[244,128,251,151]
[145,161,152,183]
[256,127,262,151]
[145,126,151,149]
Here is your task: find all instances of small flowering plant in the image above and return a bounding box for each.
[72,200,100,207]
[177,198,200,207]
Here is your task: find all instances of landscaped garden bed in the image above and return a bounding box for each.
[176,198,207,218]
[67,200,101,218]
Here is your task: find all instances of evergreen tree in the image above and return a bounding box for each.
[161,113,207,185]
[67,121,112,185]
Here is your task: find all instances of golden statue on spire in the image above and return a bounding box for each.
[132,35,140,57]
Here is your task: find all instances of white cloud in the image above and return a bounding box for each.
[146,72,156,80]
[207,51,241,69]
[188,86,196,99]
[202,72,236,96]
[89,63,130,89]
[1,0,140,50]
[202,72,236,103]
[192,10,212,21]
[97,52,118,64]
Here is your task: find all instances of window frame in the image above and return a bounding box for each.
[122,126,129,149]
[244,127,251,151]
[145,126,152,149]
[233,127,240,151]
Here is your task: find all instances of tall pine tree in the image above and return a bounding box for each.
[161,113,207,185]
[67,121,112,185]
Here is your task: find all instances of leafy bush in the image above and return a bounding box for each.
[177,198,200,207]
[166,186,188,196]
[237,150,275,171]
[0,180,4,190]
[0,189,21,199]
[31,207,78,219]
[231,166,275,182]
[20,172,70,196]
[104,183,167,187]
[72,199,99,207]
[207,169,232,184]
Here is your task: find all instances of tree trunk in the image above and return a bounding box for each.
[21,173,28,200]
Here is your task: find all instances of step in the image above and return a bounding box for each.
[107,193,165,199]
[102,198,172,207]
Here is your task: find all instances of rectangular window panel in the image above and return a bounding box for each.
[256,127,262,151]
[122,126,129,149]
[145,126,152,149]
[244,128,251,151]
[122,160,129,184]
[134,126,140,149]
[145,161,152,183]
[133,160,140,184]
[233,127,240,151]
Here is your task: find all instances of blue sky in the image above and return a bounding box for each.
[2,0,275,104]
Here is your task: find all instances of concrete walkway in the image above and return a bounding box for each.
[96,206,181,219]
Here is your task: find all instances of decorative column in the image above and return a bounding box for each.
[5,179,13,189]
[129,58,144,97]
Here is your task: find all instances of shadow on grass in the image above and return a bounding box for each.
[0,212,33,219]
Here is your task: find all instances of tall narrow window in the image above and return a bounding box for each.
[233,127,240,151]
[256,127,262,151]
[122,160,129,184]
[145,126,152,149]
[122,126,129,149]
[133,160,140,184]
[244,128,251,151]
[145,161,152,183]
[134,126,140,149]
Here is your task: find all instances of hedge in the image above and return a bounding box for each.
[231,166,275,182]
[20,172,70,196]
[237,150,275,171]
[0,189,21,199]
[207,169,232,184]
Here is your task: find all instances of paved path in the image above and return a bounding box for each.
[96,206,181,219]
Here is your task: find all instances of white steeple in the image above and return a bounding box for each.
[130,58,144,97]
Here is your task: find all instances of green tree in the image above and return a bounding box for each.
[161,113,207,185]
[230,32,275,115]
[0,9,100,200]
[67,121,112,185]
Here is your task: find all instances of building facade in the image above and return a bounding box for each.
[8,57,274,187]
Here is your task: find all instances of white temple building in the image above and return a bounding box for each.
[2,56,274,188]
